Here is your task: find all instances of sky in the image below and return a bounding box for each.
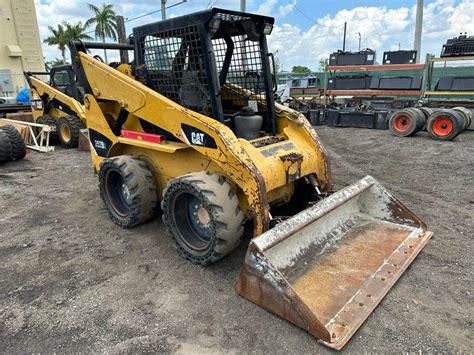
[35,0,474,71]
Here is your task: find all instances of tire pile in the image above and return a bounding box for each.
[0,125,27,164]
[389,107,473,141]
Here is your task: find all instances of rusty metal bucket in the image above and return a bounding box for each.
[236,176,432,350]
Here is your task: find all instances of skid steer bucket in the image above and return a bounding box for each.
[236,176,432,350]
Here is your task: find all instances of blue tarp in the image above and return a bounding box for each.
[16,88,30,104]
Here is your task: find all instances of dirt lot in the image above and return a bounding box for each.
[1,127,473,353]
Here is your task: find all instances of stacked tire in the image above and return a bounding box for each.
[390,106,472,141]
[0,125,27,164]
[389,108,425,137]
[426,108,471,141]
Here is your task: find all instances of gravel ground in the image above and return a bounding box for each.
[0,127,473,353]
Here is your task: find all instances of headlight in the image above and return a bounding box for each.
[263,23,273,35]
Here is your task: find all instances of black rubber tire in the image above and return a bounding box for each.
[161,172,244,266]
[426,109,463,141]
[98,155,158,228]
[0,125,26,160]
[36,115,59,144]
[57,115,84,148]
[452,107,472,131]
[389,108,424,137]
[0,128,13,164]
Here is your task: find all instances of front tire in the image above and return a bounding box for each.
[98,155,158,227]
[57,115,84,148]
[161,172,244,266]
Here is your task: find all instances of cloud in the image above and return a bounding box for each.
[278,1,296,18]
[267,0,474,71]
[256,0,278,15]
[35,0,474,71]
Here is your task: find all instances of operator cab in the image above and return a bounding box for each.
[132,8,277,137]
[49,65,84,103]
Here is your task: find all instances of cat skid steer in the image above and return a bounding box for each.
[25,66,86,148]
[69,8,432,349]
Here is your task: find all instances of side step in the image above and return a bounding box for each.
[236,175,432,350]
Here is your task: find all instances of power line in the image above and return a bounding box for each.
[84,0,187,35]
[124,0,187,23]
[291,2,343,30]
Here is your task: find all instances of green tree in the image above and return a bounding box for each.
[44,23,67,62]
[85,3,118,63]
[45,58,66,71]
[64,22,93,43]
[291,65,312,74]
[44,22,92,62]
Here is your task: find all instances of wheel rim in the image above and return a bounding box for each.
[432,117,453,136]
[171,191,213,252]
[393,114,412,132]
[104,169,131,217]
[60,123,71,143]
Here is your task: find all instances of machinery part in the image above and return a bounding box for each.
[451,107,472,131]
[388,108,424,137]
[327,75,371,90]
[0,125,26,160]
[329,49,376,66]
[327,109,390,130]
[162,172,244,266]
[36,115,59,144]
[370,76,422,90]
[441,34,474,57]
[0,128,13,163]
[236,175,432,350]
[235,107,263,140]
[98,155,158,227]
[382,50,416,65]
[426,109,464,141]
[57,115,84,148]
[435,76,474,91]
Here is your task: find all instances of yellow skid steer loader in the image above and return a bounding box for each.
[25,66,87,148]
[69,8,432,349]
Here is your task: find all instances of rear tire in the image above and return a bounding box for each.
[161,172,244,266]
[427,109,463,141]
[0,128,13,163]
[36,115,58,144]
[98,155,158,227]
[57,115,84,148]
[0,125,26,160]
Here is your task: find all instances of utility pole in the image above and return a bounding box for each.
[357,32,361,51]
[161,0,167,20]
[414,0,424,63]
[342,22,347,52]
[240,0,246,12]
[116,15,129,63]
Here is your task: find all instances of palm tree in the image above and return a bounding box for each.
[45,58,66,71]
[44,22,92,63]
[85,3,118,63]
[64,22,93,43]
[44,23,67,62]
